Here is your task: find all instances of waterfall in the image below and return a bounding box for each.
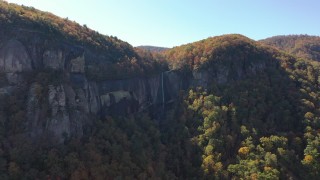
[161,72,164,109]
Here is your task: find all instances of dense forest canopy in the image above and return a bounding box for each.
[164,34,267,70]
[260,35,320,62]
[161,34,320,179]
[0,0,133,55]
[0,1,320,179]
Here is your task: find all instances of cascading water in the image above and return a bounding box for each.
[162,72,165,110]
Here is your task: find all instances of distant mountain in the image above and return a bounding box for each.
[136,45,169,52]
[260,35,320,61]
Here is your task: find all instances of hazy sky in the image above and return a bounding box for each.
[5,0,320,47]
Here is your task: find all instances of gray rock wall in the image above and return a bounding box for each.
[0,38,187,141]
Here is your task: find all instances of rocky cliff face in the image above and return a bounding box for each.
[0,35,190,141]
[0,33,272,141]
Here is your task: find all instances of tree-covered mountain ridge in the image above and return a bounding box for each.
[0,0,167,81]
[260,35,320,62]
[0,1,320,179]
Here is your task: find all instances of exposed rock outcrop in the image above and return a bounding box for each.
[0,39,32,84]
[47,84,70,138]
[0,37,188,141]
[43,49,65,70]
[0,39,32,73]
[70,54,85,73]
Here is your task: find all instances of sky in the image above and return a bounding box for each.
[4,0,320,47]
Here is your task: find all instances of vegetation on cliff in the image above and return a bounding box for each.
[0,0,167,81]
[0,1,132,55]
[0,1,320,179]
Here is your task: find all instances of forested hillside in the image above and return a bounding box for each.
[0,1,319,179]
[260,35,320,62]
[0,0,166,81]
[163,34,320,179]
